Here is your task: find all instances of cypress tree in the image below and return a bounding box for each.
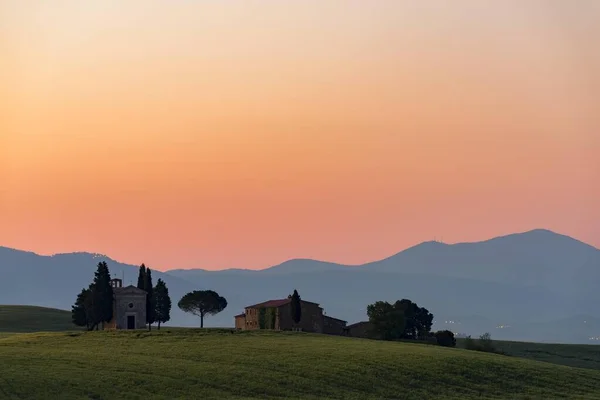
[137,264,146,290]
[290,289,302,330]
[90,261,114,329]
[153,279,171,330]
[145,267,155,330]
[72,288,92,330]
[84,284,99,330]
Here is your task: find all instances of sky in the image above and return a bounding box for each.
[1,1,599,271]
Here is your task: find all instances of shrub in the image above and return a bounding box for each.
[421,333,439,345]
[266,307,277,329]
[434,330,456,347]
[464,332,499,354]
[258,308,266,329]
[478,332,496,353]
[464,335,478,350]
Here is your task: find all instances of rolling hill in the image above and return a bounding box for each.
[0,305,79,333]
[1,329,600,399]
[1,229,599,342]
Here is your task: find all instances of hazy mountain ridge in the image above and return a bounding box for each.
[1,229,599,343]
[363,229,600,291]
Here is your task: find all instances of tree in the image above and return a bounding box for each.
[73,261,114,331]
[137,264,146,290]
[83,285,99,330]
[90,261,114,329]
[366,298,434,341]
[391,299,433,339]
[367,301,405,340]
[178,290,227,328]
[145,267,155,330]
[394,299,418,338]
[435,330,456,347]
[72,288,92,330]
[289,289,302,329]
[414,305,434,338]
[153,278,171,330]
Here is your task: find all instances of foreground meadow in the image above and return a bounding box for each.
[1,329,600,400]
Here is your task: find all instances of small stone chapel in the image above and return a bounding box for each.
[104,278,147,330]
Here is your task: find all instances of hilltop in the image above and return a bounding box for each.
[1,229,599,342]
[1,329,600,399]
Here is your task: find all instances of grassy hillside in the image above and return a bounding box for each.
[456,339,600,371]
[0,305,78,333]
[1,330,600,399]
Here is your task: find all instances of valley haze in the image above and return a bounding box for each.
[1,228,599,344]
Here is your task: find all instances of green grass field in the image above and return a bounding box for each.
[0,305,79,333]
[2,306,600,399]
[457,338,600,371]
[1,329,600,400]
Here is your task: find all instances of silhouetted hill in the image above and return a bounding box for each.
[1,229,599,342]
[364,229,600,293]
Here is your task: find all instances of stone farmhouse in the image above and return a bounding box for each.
[342,321,373,338]
[235,298,347,335]
[104,278,147,330]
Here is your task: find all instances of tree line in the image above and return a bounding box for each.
[71,266,490,350]
[71,262,171,331]
[366,298,457,347]
[136,264,172,330]
[71,261,233,330]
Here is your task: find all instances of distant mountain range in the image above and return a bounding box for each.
[1,229,599,343]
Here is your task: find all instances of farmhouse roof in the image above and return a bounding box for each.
[245,298,321,309]
[323,315,347,323]
[345,321,371,329]
[246,299,290,308]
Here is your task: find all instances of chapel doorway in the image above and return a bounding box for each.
[127,315,136,330]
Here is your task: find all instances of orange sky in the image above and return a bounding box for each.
[1,1,599,270]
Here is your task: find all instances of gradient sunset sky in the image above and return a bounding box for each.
[1,1,599,271]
